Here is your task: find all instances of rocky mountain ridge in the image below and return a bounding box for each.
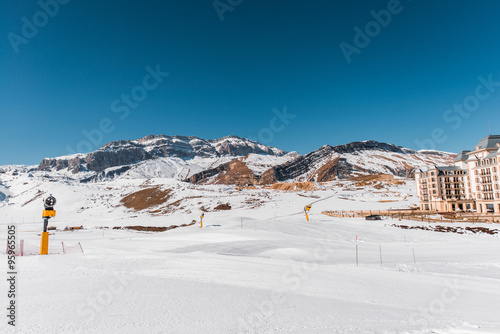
[38,135,286,174]
[186,140,456,185]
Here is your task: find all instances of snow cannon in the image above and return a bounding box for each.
[304,205,312,222]
[41,195,57,255]
[200,213,205,228]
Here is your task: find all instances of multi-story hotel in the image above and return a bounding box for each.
[415,135,500,213]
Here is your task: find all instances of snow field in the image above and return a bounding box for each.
[0,209,499,334]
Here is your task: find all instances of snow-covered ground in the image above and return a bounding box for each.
[0,171,499,333]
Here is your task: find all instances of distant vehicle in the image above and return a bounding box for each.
[365,215,382,221]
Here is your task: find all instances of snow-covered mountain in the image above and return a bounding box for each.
[36,135,287,181]
[8,136,455,185]
[188,140,456,185]
[260,140,456,183]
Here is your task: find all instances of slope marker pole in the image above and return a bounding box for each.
[379,244,383,266]
[356,235,358,267]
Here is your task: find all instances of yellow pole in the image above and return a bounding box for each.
[200,213,204,228]
[40,232,49,255]
[40,216,51,255]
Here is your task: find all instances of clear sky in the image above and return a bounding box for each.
[1,0,500,165]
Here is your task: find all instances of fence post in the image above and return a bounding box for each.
[62,242,66,254]
[356,237,358,267]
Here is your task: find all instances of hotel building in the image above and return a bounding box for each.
[415,135,500,213]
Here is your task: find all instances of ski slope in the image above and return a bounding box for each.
[0,211,499,334]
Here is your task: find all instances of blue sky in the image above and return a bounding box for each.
[1,0,500,165]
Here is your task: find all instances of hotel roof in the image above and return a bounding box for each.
[474,135,500,150]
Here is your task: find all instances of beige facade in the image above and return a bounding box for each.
[415,135,500,213]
